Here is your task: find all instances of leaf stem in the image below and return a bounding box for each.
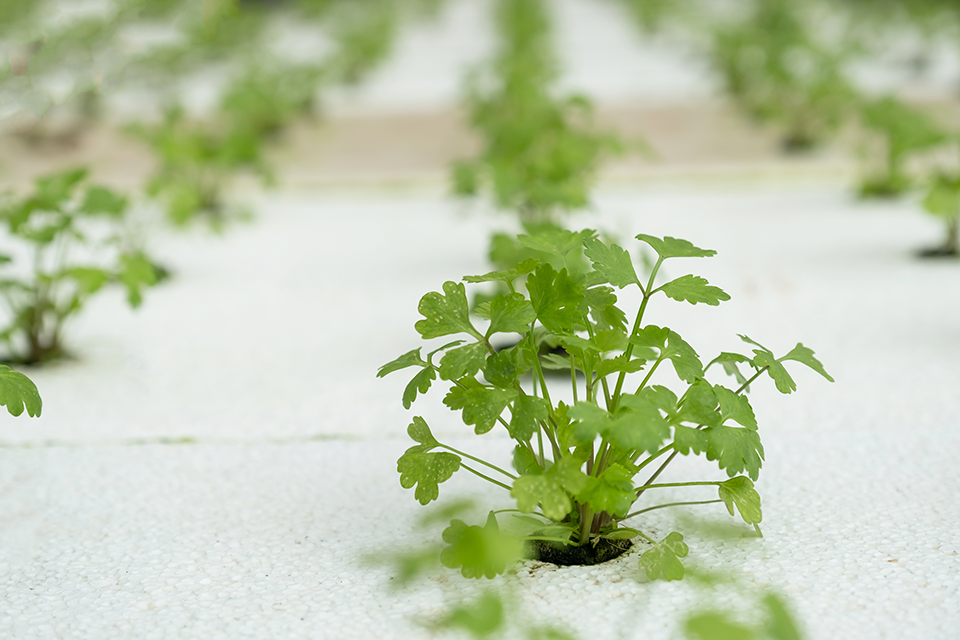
[570,353,578,404]
[638,480,723,490]
[458,463,512,491]
[611,256,663,411]
[440,445,517,480]
[633,356,664,394]
[736,365,769,394]
[621,499,723,521]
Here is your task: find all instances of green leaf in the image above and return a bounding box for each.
[763,594,803,640]
[36,167,88,204]
[779,343,834,383]
[403,367,436,409]
[80,186,127,216]
[631,326,703,383]
[439,342,488,380]
[659,274,730,306]
[518,228,595,265]
[631,325,670,349]
[639,531,689,581]
[595,354,646,379]
[65,267,110,296]
[923,178,960,219]
[554,455,589,495]
[512,473,573,521]
[416,281,481,340]
[509,395,549,441]
[0,365,42,417]
[704,425,764,481]
[707,352,751,385]
[487,292,536,336]
[405,416,439,452]
[753,350,796,394]
[582,236,640,288]
[662,331,704,383]
[718,476,763,525]
[567,401,609,444]
[437,590,505,637]
[440,512,522,579]
[527,264,585,334]
[602,528,640,540]
[513,445,541,476]
[118,252,157,308]
[612,394,672,454]
[635,235,717,260]
[672,425,708,455]
[713,385,758,430]
[463,258,540,285]
[483,347,522,388]
[641,385,679,413]
[740,336,796,395]
[677,379,720,427]
[443,383,516,434]
[397,450,461,505]
[577,464,635,517]
[583,285,627,332]
[684,612,757,640]
[377,348,423,378]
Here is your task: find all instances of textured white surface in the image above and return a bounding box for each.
[1,184,959,639]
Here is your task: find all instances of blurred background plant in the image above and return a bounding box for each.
[0,167,156,364]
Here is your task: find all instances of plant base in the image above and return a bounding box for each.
[526,537,632,567]
[917,245,959,259]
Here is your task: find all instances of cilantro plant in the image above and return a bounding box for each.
[709,0,856,152]
[0,168,157,364]
[219,63,325,140]
[452,0,622,223]
[857,96,947,199]
[132,107,269,230]
[0,364,41,420]
[380,230,832,579]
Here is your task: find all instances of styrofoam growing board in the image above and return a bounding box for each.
[0,184,958,638]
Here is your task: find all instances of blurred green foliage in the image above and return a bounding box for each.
[452,0,623,223]
[920,162,960,257]
[129,107,267,230]
[709,0,857,151]
[857,96,947,198]
[0,168,157,364]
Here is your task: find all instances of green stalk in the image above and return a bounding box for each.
[639,480,723,490]
[441,445,517,480]
[570,353,578,404]
[633,356,664,394]
[621,499,723,521]
[610,257,663,411]
[459,463,512,491]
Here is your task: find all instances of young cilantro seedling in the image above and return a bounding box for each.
[380,230,833,580]
[0,168,157,364]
